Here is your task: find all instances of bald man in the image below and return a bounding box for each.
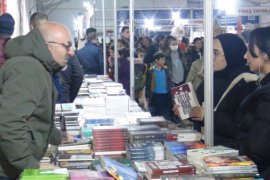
[0,22,73,179]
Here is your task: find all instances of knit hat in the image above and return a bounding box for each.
[0,13,15,36]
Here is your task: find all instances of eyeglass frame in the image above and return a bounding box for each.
[47,41,72,51]
[213,49,225,59]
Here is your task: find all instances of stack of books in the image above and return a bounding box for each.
[202,155,258,178]
[137,116,168,128]
[164,141,188,155]
[144,160,196,180]
[92,126,128,157]
[128,130,166,144]
[126,142,165,161]
[187,145,239,173]
[105,95,130,118]
[57,143,93,169]
[166,129,201,142]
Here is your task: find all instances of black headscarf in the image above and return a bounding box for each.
[214,33,247,78]
[197,33,248,106]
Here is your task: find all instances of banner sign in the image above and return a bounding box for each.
[231,7,270,16]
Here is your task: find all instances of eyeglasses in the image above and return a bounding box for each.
[213,49,224,59]
[47,41,72,51]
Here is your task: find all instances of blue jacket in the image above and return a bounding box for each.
[76,42,104,75]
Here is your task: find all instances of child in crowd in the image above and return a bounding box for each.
[145,52,173,120]
[135,48,147,108]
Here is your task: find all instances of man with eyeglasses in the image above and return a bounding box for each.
[30,12,83,103]
[0,22,73,179]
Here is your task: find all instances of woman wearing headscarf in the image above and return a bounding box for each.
[235,27,270,178]
[189,33,257,147]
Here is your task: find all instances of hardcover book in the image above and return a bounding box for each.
[145,160,196,179]
[171,82,199,120]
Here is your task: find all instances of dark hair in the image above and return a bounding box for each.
[248,27,270,58]
[181,37,189,45]
[153,52,165,61]
[163,36,177,51]
[136,47,145,54]
[143,36,153,44]
[121,26,129,33]
[155,34,165,43]
[192,37,202,44]
[117,39,129,49]
[30,12,48,28]
[118,48,129,58]
[86,27,97,35]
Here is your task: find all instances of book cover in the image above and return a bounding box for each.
[69,170,114,180]
[171,82,199,120]
[145,160,196,178]
[21,169,69,180]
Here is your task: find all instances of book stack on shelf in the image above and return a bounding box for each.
[164,141,188,157]
[56,143,93,169]
[104,82,125,96]
[129,100,144,112]
[125,111,152,125]
[202,155,258,179]
[144,160,196,180]
[187,145,239,173]
[105,95,130,118]
[92,126,128,157]
[166,129,202,142]
[128,130,166,144]
[54,103,81,137]
[21,168,69,180]
[126,142,165,161]
[137,116,168,128]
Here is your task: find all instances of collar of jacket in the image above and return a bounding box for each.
[149,65,168,70]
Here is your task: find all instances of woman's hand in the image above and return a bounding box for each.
[172,104,180,117]
[190,106,204,121]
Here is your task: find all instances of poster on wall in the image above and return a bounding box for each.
[0,0,6,15]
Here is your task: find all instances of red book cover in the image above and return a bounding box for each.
[145,160,196,178]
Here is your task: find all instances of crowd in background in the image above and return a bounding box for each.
[1,11,270,179]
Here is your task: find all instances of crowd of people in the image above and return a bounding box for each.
[0,11,270,179]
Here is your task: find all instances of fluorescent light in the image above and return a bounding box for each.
[172,11,180,21]
[144,18,155,30]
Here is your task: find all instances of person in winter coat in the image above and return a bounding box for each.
[0,13,15,68]
[145,52,173,120]
[0,22,73,179]
[163,36,188,87]
[189,34,257,146]
[235,27,270,178]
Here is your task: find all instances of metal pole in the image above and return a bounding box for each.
[102,0,107,75]
[204,0,214,146]
[114,0,118,82]
[129,0,135,99]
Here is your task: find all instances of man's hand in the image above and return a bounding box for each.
[190,106,204,121]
